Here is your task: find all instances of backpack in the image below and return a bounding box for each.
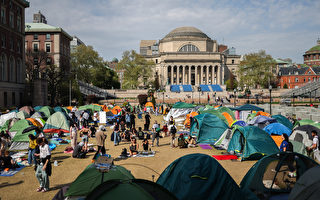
[287,141,293,152]
[170,126,177,134]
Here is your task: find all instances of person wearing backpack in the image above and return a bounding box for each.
[170,124,177,148]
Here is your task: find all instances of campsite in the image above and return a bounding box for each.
[0,103,320,200]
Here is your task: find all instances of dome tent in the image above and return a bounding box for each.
[39,106,55,119]
[272,115,293,130]
[9,119,35,150]
[157,154,246,200]
[43,111,70,133]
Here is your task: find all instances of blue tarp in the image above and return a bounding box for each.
[211,84,223,92]
[170,85,180,92]
[200,85,210,92]
[263,123,292,136]
[182,85,193,92]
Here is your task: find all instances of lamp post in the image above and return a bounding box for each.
[198,86,201,104]
[269,85,272,115]
[292,92,295,107]
[162,91,164,104]
[192,88,194,103]
[233,88,236,107]
[310,90,312,105]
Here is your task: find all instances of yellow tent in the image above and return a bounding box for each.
[145,102,154,110]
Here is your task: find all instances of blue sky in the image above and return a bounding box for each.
[26,0,320,63]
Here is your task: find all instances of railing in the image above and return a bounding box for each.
[281,81,320,98]
[78,80,115,98]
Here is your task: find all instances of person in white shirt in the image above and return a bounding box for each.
[34,138,51,192]
[307,131,320,161]
[93,111,99,127]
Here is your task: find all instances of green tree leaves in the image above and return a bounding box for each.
[238,50,276,89]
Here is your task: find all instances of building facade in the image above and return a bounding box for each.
[0,0,29,109]
[140,27,241,89]
[70,36,84,53]
[304,39,320,66]
[25,15,72,105]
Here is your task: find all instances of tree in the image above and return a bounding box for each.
[238,50,276,89]
[117,50,155,89]
[154,72,160,91]
[225,73,238,91]
[46,64,66,106]
[90,64,120,89]
[25,49,49,83]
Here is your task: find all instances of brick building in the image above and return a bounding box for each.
[0,0,29,109]
[303,39,320,66]
[25,13,72,105]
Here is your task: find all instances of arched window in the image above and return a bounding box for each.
[179,44,199,52]
[9,56,15,82]
[1,54,7,81]
[16,58,21,83]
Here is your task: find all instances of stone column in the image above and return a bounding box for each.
[182,66,185,85]
[217,65,221,85]
[206,66,209,84]
[170,66,173,85]
[212,66,215,84]
[176,66,180,85]
[195,66,198,85]
[188,66,191,85]
[200,65,203,85]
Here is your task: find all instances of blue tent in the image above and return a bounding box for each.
[231,120,247,127]
[157,154,246,200]
[190,113,228,144]
[247,115,277,125]
[263,123,292,136]
[272,115,293,130]
[230,104,264,112]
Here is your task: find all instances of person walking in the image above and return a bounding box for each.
[28,134,37,166]
[93,125,107,160]
[113,122,120,146]
[35,138,51,192]
[70,123,78,150]
[169,124,177,147]
[130,112,136,130]
[152,121,160,147]
[307,130,320,161]
[144,112,151,131]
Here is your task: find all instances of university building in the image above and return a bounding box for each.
[25,11,72,105]
[140,27,240,91]
[0,0,29,109]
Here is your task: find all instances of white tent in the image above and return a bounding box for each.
[0,112,17,126]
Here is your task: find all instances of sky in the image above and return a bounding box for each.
[26,0,320,63]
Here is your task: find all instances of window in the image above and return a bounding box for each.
[46,57,51,65]
[1,34,5,48]
[33,43,38,52]
[9,37,13,50]
[33,58,38,65]
[9,12,14,28]
[179,44,200,52]
[16,59,21,83]
[1,8,6,24]
[12,92,15,105]
[34,34,38,40]
[16,16,21,32]
[304,78,306,82]
[1,54,7,81]
[9,56,15,82]
[17,41,21,53]
[4,92,7,107]
[295,78,298,82]
[232,59,234,64]
[155,59,158,64]
[46,34,50,40]
[46,43,50,52]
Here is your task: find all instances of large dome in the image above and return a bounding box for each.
[163,26,210,40]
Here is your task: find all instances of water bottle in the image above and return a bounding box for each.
[54,160,58,166]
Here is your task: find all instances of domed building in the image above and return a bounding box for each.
[303,39,320,66]
[140,27,241,90]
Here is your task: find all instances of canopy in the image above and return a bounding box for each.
[241,152,318,199]
[172,102,196,109]
[272,115,293,130]
[65,164,134,197]
[231,104,264,112]
[43,111,70,133]
[190,113,228,144]
[78,104,102,113]
[157,154,246,200]
[227,126,279,160]
[39,106,55,119]
[19,106,34,115]
[263,123,292,136]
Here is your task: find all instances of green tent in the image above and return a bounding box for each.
[78,104,102,113]
[43,111,70,133]
[172,102,196,109]
[0,118,19,132]
[240,152,318,199]
[86,179,177,200]
[34,106,43,111]
[230,104,264,111]
[190,113,228,144]
[218,107,235,119]
[272,115,293,130]
[227,126,279,160]
[157,154,246,200]
[294,119,316,128]
[16,110,30,119]
[65,164,134,198]
[54,106,69,114]
[199,109,229,125]
[39,106,55,119]
[10,119,34,142]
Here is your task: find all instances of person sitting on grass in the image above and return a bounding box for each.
[177,134,188,148]
[0,150,18,170]
[137,127,144,140]
[129,138,139,156]
[187,135,197,148]
[142,138,150,152]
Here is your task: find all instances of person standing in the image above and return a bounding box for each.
[307,131,320,161]
[93,111,99,127]
[130,112,136,130]
[113,122,120,146]
[125,112,131,129]
[35,138,51,192]
[144,112,151,131]
[169,124,177,148]
[279,133,293,152]
[28,134,37,166]
[70,123,78,150]
[152,121,160,147]
[93,125,107,160]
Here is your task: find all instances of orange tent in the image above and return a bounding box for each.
[222,112,234,127]
[26,118,43,128]
[111,106,122,115]
[256,111,271,117]
[184,112,198,128]
[66,106,73,111]
[271,135,283,147]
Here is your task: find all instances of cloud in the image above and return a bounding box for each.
[26,0,320,63]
